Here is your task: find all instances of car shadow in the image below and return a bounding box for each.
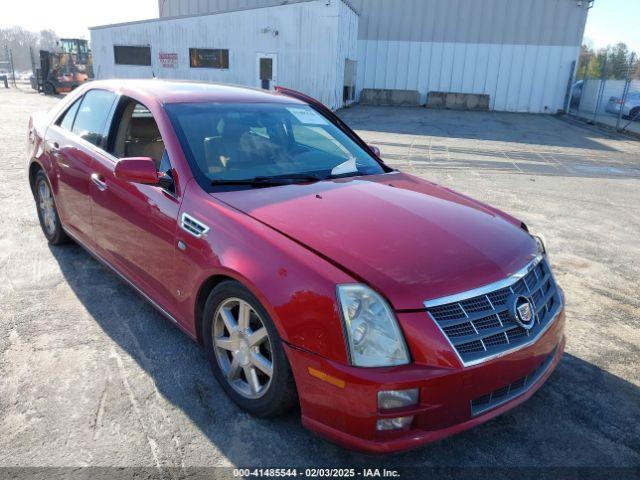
[48,242,640,467]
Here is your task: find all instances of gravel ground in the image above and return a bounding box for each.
[0,87,639,471]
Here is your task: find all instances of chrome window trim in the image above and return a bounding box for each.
[423,255,564,368]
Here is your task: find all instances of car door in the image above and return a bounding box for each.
[89,97,182,319]
[44,96,96,245]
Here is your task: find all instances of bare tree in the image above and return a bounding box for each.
[0,27,60,72]
[38,30,59,52]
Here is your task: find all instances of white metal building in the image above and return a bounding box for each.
[90,0,592,113]
[91,0,358,110]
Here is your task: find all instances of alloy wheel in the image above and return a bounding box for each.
[37,179,57,236]
[213,297,274,399]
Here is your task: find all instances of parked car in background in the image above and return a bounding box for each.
[0,70,15,82]
[17,71,33,82]
[27,80,565,453]
[605,92,640,120]
[570,80,583,109]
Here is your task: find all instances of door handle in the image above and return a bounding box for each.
[50,142,60,154]
[91,173,108,191]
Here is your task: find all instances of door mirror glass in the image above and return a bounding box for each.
[114,157,161,185]
[368,145,381,157]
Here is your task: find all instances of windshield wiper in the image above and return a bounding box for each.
[211,174,324,187]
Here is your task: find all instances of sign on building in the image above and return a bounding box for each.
[159,52,178,68]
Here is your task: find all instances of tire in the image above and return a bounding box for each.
[203,280,297,417]
[630,108,640,122]
[43,82,56,95]
[33,170,70,245]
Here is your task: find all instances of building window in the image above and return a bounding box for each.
[114,46,151,66]
[189,48,229,69]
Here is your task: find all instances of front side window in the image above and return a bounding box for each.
[165,102,385,189]
[189,48,229,69]
[72,89,117,148]
[114,45,151,66]
[111,98,166,168]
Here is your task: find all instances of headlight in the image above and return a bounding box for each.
[337,284,410,367]
[533,234,547,256]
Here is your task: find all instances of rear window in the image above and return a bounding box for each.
[72,89,117,148]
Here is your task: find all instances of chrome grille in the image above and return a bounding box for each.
[425,257,562,366]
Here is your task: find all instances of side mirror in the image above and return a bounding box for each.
[114,157,173,189]
[368,145,381,157]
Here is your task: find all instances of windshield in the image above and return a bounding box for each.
[165,102,385,187]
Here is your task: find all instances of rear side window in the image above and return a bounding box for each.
[57,99,81,131]
[72,89,117,148]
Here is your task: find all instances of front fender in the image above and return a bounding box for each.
[175,182,354,364]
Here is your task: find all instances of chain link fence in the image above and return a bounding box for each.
[568,48,640,136]
[569,78,640,135]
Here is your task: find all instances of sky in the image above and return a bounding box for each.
[583,0,640,53]
[1,0,639,54]
[0,0,158,38]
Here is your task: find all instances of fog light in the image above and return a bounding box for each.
[378,388,419,410]
[376,416,414,431]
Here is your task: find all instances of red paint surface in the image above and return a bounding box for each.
[27,80,565,453]
[114,157,160,184]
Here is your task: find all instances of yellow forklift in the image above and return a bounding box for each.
[32,38,93,95]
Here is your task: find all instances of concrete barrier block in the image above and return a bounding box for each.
[427,91,490,111]
[360,89,421,107]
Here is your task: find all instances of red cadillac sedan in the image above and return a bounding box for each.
[27,80,565,453]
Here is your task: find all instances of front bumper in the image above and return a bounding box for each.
[285,305,565,453]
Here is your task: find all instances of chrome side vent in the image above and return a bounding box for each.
[180,213,210,238]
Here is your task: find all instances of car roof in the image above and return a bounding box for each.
[85,79,307,106]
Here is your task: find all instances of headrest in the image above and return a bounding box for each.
[222,120,250,140]
[129,117,161,139]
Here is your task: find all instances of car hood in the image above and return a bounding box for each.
[211,172,538,310]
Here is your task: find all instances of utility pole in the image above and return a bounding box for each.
[8,47,16,87]
[592,56,608,124]
[30,46,37,75]
[4,45,16,87]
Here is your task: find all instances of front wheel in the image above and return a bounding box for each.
[43,82,56,95]
[34,170,69,245]
[203,281,297,417]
